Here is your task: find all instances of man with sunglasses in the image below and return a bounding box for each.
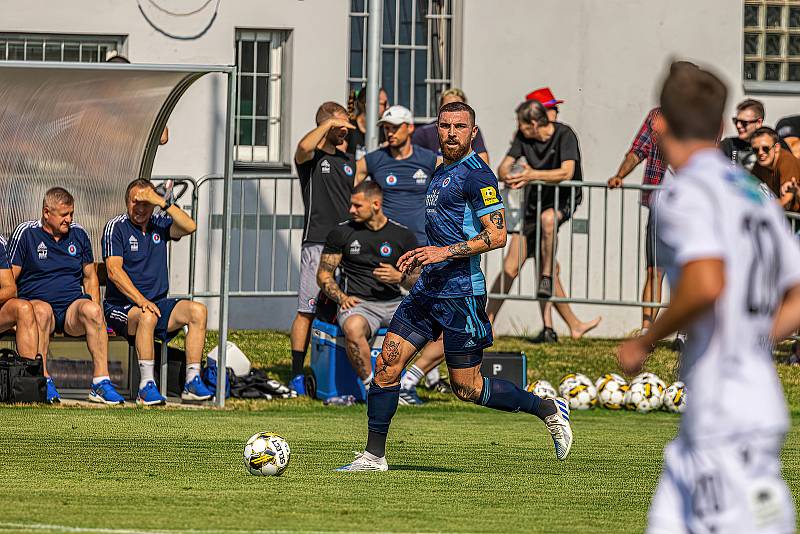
[719,99,765,170]
[750,126,800,212]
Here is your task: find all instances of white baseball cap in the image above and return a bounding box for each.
[378,105,414,125]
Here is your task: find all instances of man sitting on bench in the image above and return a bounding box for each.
[9,187,124,404]
[0,236,40,376]
[317,181,419,391]
[102,179,213,405]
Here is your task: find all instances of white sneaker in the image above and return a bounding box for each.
[543,397,573,461]
[335,451,389,472]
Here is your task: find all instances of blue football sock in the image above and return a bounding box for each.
[365,381,400,457]
[477,377,556,420]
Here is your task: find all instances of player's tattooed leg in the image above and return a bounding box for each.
[345,338,369,380]
[451,381,479,402]
[375,340,401,381]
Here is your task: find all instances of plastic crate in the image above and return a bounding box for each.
[310,319,386,401]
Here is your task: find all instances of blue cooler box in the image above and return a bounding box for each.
[310,319,387,401]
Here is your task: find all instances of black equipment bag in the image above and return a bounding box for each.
[0,349,47,403]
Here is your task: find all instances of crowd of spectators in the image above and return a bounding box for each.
[286,84,800,401]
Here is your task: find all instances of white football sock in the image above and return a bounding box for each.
[401,365,425,390]
[139,360,155,389]
[424,366,440,387]
[185,363,201,383]
[92,375,110,385]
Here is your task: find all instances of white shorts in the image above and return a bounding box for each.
[648,435,795,534]
[297,243,324,314]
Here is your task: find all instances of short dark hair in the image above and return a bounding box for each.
[515,99,549,127]
[43,187,74,209]
[315,101,348,125]
[751,126,779,146]
[125,178,155,202]
[438,101,475,126]
[354,179,383,199]
[736,98,765,120]
[660,61,727,141]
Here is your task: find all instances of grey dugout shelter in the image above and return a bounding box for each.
[0,61,237,406]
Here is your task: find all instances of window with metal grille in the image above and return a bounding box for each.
[744,1,800,83]
[235,30,289,166]
[348,0,455,122]
[0,33,123,62]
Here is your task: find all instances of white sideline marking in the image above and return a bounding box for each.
[0,522,463,534]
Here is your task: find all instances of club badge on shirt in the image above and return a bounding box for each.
[385,174,398,186]
[152,233,162,244]
[379,242,392,257]
[343,164,354,176]
[481,186,499,206]
[67,243,77,256]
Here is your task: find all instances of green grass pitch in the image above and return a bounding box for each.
[1,333,800,534]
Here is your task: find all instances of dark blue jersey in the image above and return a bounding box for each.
[9,220,94,308]
[0,235,9,270]
[414,152,504,298]
[102,213,173,306]
[364,144,437,245]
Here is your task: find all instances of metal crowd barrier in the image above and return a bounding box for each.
[160,175,800,314]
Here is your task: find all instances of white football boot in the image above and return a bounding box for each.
[335,451,389,472]
[543,397,573,461]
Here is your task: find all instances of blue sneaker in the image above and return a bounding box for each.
[136,381,166,406]
[289,374,306,396]
[45,377,61,404]
[182,375,214,401]
[88,379,125,405]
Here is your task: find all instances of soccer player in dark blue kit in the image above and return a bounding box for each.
[337,102,573,471]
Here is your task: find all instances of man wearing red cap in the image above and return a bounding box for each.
[526,87,563,122]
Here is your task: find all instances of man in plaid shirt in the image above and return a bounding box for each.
[608,107,667,333]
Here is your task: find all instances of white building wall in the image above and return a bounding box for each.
[462,0,800,336]
[2,0,797,336]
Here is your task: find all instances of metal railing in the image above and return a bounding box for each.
[161,175,800,315]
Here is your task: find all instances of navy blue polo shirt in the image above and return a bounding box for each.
[0,236,9,270]
[102,213,173,306]
[364,144,437,244]
[9,221,94,309]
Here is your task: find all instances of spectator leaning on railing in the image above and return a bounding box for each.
[750,126,800,212]
[290,102,357,396]
[492,99,599,344]
[607,107,667,333]
[316,181,418,395]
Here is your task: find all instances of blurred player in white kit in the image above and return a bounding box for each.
[618,61,800,533]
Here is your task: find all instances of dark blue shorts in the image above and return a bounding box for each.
[388,292,493,369]
[104,297,185,342]
[52,294,92,334]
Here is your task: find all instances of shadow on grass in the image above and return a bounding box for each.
[390,464,463,473]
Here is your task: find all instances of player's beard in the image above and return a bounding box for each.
[440,139,469,162]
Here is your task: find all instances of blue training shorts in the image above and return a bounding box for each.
[104,297,185,342]
[52,294,92,335]
[388,291,493,369]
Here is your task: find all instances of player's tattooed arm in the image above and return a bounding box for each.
[397,209,507,271]
[317,253,346,304]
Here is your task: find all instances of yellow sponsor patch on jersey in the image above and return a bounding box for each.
[480,186,499,206]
